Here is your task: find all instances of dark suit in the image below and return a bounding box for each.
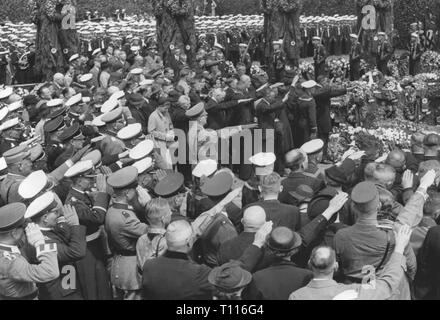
[246,199,301,231]
[129,102,154,135]
[314,86,347,160]
[169,104,189,133]
[205,97,238,130]
[142,246,262,300]
[279,172,326,206]
[217,232,273,272]
[243,260,313,300]
[415,225,440,300]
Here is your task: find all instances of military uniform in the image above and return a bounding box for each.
[409,35,423,76]
[65,187,112,300]
[272,50,286,83]
[104,166,148,300]
[313,42,327,80]
[334,182,426,300]
[376,37,393,76]
[349,36,362,81]
[36,225,86,300]
[105,202,148,299]
[292,94,318,148]
[0,203,59,300]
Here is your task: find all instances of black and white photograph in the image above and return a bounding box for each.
[0,0,439,305]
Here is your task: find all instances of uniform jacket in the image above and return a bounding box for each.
[37,225,87,300]
[349,42,362,63]
[105,202,148,291]
[0,243,59,299]
[292,94,318,147]
[65,188,109,237]
[0,173,26,204]
[333,190,425,300]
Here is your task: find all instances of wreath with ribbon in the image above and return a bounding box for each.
[152,0,191,18]
[261,0,301,13]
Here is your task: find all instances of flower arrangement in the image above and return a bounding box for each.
[250,64,267,78]
[225,60,236,75]
[420,50,440,74]
[299,61,314,80]
[166,0,190,17]
[327,57,349,80]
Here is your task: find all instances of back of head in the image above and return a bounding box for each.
[285,149,307,171]
[385,149,405,170]
[146,197,171,223]
[350,181,380,215]
[308,246,336,276]
[411,133,425,154]
[423,133,440,153]
[242,206,266,231]
[373,163,396,188]
[364,162,377,181]
[165,220,193,250]
[53,73,64,84]
[418,160,440,179]
[423,192,440,219]
[260,172,281,195]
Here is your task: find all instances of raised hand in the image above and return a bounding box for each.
[25,223,45,248]
[401,170,414,189]
[62,204,79,226]
[96,173,107,193]
[420,169,436,189]
[253,221,273,248]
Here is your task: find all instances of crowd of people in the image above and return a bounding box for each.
[0,16,440,301]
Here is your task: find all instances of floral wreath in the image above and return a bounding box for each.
[152,0,191,18]
[261,0,301,13]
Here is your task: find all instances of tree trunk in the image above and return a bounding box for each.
[154,0,197,69]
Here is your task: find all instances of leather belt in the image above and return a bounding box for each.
[86,229,101,242]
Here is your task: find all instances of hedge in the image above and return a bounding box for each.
[1,0,439,49]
